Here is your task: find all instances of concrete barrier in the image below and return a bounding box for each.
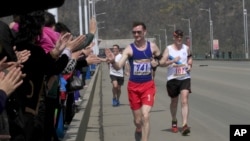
[62,65,101,141]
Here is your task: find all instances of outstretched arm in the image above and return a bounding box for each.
[77,17,96,50]
[105,46,129,70]
[124,60,130,76]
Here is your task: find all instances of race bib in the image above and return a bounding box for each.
[174,65,187,76]
[133,62,151,75]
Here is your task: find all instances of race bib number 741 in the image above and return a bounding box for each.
[133,62,151,75]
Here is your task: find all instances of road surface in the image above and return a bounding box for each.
[100,60,250,141]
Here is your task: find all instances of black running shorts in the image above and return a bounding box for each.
[110,75,124,86]
[166,78,191,98]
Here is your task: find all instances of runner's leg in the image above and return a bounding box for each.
[112,80,118,99]
[132,109,142,130]
[141,105,152,141]
[180,90,189,126]
[117,85,121,101]
[170,96,179,121]
[132,109,142,141]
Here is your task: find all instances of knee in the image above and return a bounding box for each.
[134,117,142,125]
[142,112,150,123]
[113,85,118,89]
[171,99,178,106]
[117,86,121,91]
[181,99,188,106]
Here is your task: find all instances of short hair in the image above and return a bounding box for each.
[16,10,45,43]
[173,29,184,37]
[55,22,71,33]
[132,21,146,30]
[44,11,56,27]
[113,44,120,49]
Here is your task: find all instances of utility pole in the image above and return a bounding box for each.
[243,0,249,59]
[154,34,161,51]
[160,28,167,50]
[200,8,214,59]
[181,18,192,52]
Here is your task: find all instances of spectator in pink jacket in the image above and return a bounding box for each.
[37,11,60,53]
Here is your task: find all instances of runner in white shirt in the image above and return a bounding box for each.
[152,29,192,136]
[108,44,124,106]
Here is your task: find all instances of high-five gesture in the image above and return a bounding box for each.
[51,32,72,58]
[105,48,115,63]
[82,42,95,56]
[66,35,86,52]
[86,54,101,65]
[51,33,86,58]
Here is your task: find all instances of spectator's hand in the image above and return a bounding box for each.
[105,48,115,63]
[0,57,22,71]
[89,17,97,34]
[0,57,10,71]
[98,57,107,62]
[71,50,82,60]
[65,34,86,52]
[72,42,95,60]
[82,42,94,56]
[0,67,24,96]
[0,57,26,80]
[13,46,31,64]
[51,32,72,58]
[86,54,101,65]
[56,32,72,52]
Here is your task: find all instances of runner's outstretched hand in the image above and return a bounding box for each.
[105,48,115,63]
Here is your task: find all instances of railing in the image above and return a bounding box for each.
[62,64,101,141]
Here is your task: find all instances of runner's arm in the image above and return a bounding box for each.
[111,46,130,70]
[158,47,179,67]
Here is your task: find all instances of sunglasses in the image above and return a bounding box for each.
[132,30,143,35]
[174,36,183,39]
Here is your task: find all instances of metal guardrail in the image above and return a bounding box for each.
[62,65,100,141]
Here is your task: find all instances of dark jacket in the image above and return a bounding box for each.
[0,21,17,114]
[0,20,17,62]
[7,42,69,115]
[0,89,7,114]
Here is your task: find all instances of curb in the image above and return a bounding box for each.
[62,65,100,141]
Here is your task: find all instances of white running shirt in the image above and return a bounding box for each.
[109,53,124,77]
[166,44,191,81]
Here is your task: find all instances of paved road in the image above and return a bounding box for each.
[100,60,250,141]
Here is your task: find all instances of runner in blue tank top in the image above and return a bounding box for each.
[105,21,162,141]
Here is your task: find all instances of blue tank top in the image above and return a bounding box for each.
[128,41,153,83]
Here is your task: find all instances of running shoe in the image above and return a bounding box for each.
[181,124,190,136]
[112,98,117,106]
[116,100,120,106]
[134,130,142,141]
[171,120,178,133]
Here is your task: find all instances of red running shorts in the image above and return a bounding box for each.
[127,80,156,110]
